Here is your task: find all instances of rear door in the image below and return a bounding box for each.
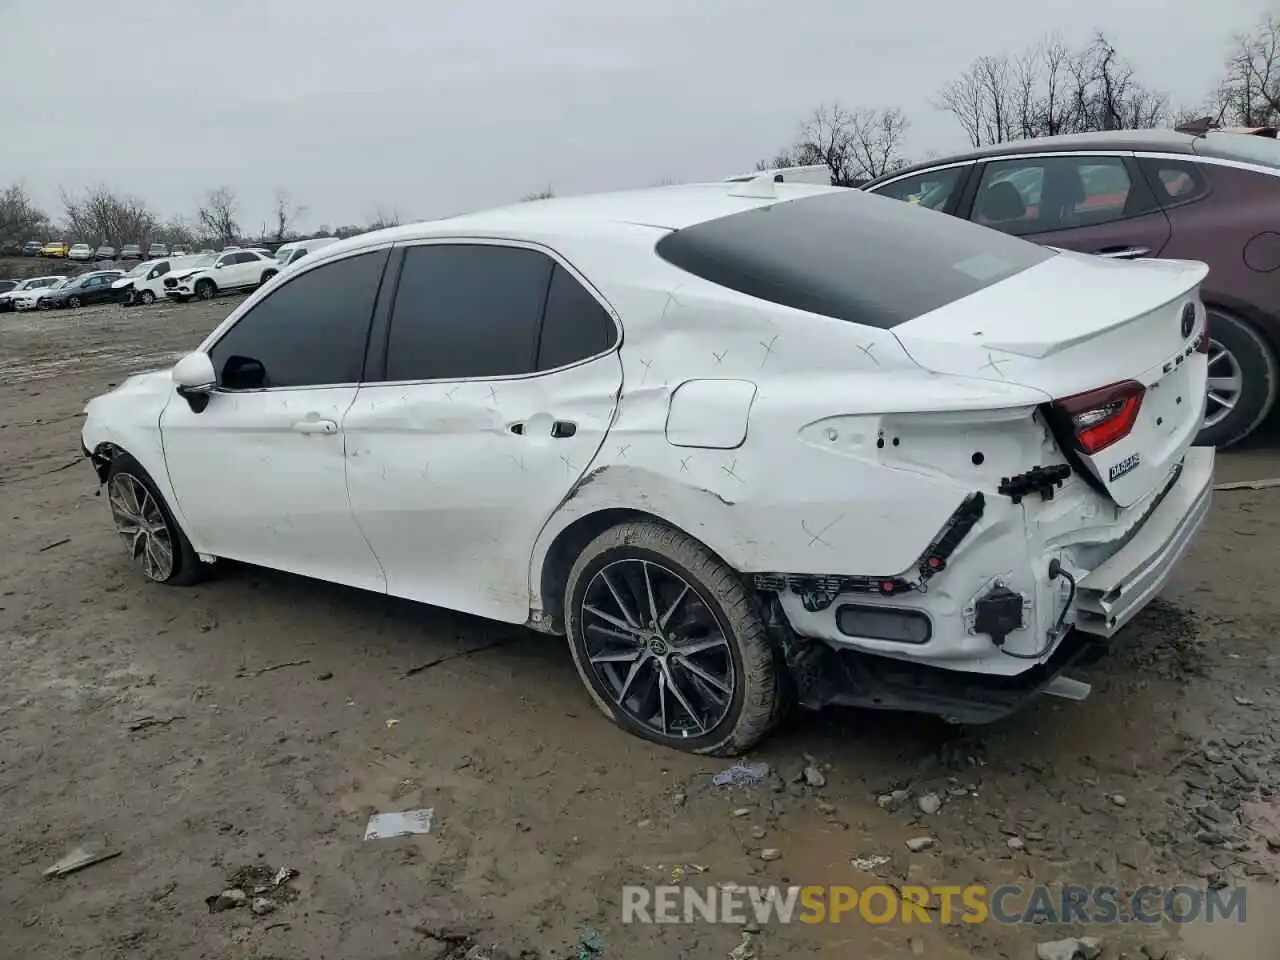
[343,240,622,623]
[963,153,1172,260]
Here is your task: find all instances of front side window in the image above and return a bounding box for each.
[208,249,388,390]
[383,244,553,382]
[973,156,1135,236]
[872,166,967,211]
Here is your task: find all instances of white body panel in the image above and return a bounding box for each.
[81,181,1214,683]
[164,251,275,299]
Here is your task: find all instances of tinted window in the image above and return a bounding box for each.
[233,251,258,265]
[974,156,1136,236]
[209,250,387,389]
[1138,158,1211,206]
[872,166,967,211]
[384,244,552,381]
[654,190,1053,330]
[536,265,616,370]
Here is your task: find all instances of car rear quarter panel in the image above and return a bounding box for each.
[1160,163,1280,339]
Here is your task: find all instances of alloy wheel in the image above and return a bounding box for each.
[580,559,735,740]
[1205,337,1244,430]
[107,474,175,581]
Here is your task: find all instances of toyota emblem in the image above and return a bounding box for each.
[1180,303,1196,339]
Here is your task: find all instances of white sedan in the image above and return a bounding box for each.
[3,275,67,311]
[81,180,1213,754]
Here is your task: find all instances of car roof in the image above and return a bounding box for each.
[866,129,1201,185]
[305,182,846,267]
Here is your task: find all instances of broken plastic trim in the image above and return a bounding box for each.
[751,491,985,610]
[997,464,1072,504]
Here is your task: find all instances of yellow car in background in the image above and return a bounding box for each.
[41,242,68,258]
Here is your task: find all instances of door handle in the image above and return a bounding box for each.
[1095,246,1150,259]
[292,418,337,435]
[551,420,577,438]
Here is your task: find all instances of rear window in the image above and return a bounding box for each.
[1195,132,1280,169]
[654,190,1053,329]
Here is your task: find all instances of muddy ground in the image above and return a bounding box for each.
[2,297,1280,959]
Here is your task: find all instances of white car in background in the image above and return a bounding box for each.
[68,243,94,262]
[114,256,197,305]
[162,249,278,302]
[81,179,1213,755]
[273,236,339,270]
[15,276,73,310]
[2,275,66,311]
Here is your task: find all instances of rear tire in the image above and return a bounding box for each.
[68,296,81,309]
[564,520,783,756]
[195,279,216,301]
[1196,307,1278,448]
[105,451,204,586]
[139,289,155,305]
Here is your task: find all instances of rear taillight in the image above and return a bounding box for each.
[1197,309,1210,354]
[1054,380,1145,455]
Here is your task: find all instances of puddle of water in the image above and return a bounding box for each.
[1173,879,1280,959]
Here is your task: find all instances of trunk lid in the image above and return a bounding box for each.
[891,251,1209,508]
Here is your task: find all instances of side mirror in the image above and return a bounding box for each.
[173,352,216,413]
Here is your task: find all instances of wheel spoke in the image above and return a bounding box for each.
[660,662,706,734]
[1207,375,1242,393]
[657,671,669,734]
[659,584,690,630]
[589,648,643,665]
[642,562,659,625]
[674,636,729,656]
[599,570,641,628]
[616,655,647,703]
[1207,391,1236,411]
[675,654,731,696]
[584,623,645,646]
[583,603,644,637]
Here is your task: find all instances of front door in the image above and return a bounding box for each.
[160,247,393,591]
[343,241,623,623]
[967,153,1172,260]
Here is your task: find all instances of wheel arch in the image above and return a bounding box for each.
[532,477,747,634]
[1202,292,1280,359]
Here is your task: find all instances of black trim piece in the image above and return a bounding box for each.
[363,245,404,383]
[836,603,932,644]
[997,464,1072,505]
[751,490,986,605]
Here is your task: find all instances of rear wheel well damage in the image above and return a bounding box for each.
[535,508,743,634]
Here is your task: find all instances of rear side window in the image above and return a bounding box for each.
[1138,158,1211,206]
[536,265,617,370]
[654,190,1053,330]
[385,244,552,381]
[209,249,387,389]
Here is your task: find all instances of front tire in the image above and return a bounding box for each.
[1196,307,1279,448]
[564,520,783,756]
[139,289,155,305]
[68,296,81,309]
[105,451,203,586]
[195,279,216,301]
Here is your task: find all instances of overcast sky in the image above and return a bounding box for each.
[2,0,1270,232]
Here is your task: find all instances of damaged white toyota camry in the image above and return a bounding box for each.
[82,177,1212,755]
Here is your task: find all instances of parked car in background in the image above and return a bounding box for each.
[170,247,188,256]
[41,242,68,258]
[147,242,169,258]
[68,243,94,262]
[22,241,43,256]
[82,182,1212,753]
[43,270,123,308]
[163,249,277,302]
[0,241,21,256]
[120,243,143,260]
[114,256,189,305]
[15,277,72,311]
[0,279,16,295]
[0,275,65,312]
[95,245,117,261]
[273,236,338,269]
[862,124,1280,447]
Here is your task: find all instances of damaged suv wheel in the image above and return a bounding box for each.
[564,520,783,755]
[105,452,203,586]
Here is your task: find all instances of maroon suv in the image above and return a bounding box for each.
[863,127,1280,446]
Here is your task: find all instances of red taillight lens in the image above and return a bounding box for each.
[1054,380,1146,455]
[1197,309,1210,354]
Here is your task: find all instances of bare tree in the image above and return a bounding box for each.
[160,215,197,250]
[60,185,156,248]
[520,188,555,202]
[1203,13,1280,126]
[760,102,909,185]
[0,184,49,245]
[936,32,1168,146]
[366,206,401,230]
[272,189,306,242]
[198,187,240,247]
